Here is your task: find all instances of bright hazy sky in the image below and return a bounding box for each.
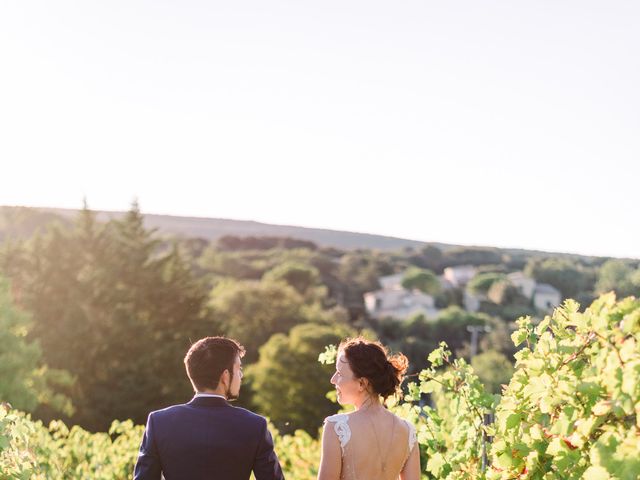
[1,1,638,258]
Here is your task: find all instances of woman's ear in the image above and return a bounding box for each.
[359,378,368,392]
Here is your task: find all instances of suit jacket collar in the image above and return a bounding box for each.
[188,396,230,408]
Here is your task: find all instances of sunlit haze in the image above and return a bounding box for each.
[2,1,638,258]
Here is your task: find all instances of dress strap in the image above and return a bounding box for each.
[325,413,351,455]
[400,419,418,472]
[405,419,417,452]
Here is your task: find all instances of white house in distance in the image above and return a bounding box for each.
[463,289,481,312]
[507,271,537,299]
[378,273,404,290]
[443,265,477,288]
[507,271,562,311]
[364,273,438,320]
[533,283,562,311]
[366,268,562,319]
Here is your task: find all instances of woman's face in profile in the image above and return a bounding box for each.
[330,353,360,405]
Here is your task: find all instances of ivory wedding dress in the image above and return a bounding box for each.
[325,412,417,480]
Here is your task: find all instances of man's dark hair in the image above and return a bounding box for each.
[184,337,245,392]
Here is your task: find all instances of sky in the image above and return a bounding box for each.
[1,1,638,258]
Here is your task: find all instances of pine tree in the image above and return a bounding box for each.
[0,277,73,415]
[2,203,216,430]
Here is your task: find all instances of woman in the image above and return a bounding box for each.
[318,337,420,480]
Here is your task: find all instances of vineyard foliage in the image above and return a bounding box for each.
[0,407,320,480]
[1,294,639,479]
[487,294,640,480]
[397,293,640,479]
[0,407,142,480]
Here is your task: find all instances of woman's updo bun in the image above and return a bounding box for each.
[339,337,408,400]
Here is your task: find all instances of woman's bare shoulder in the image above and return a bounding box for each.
[324,411,353,424]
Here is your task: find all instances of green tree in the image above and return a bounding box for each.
[2,204,215,430]
[467,272,506,296]
[338,251,393,293]
[198,248,262,280]
[247,322,354,435]
[595,259,639,298]
[525,257,594,299]
[0,277,73,415]
[407,245,444,272]
[470,350,514,394]
[401,267,441,295]
[431,307,494,357]
[443,247,503,267]
[487,280,528,306]
[0,206,69,241]
[210,279,309,363]
[374,307,497,373]
[262,262,322,297]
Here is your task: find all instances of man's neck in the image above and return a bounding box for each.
[196,388,227,399]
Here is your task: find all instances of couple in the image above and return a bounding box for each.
[134,336,420,480]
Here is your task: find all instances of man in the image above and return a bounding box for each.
[134,336,285,480]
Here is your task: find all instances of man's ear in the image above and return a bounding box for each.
[220,369,230,388]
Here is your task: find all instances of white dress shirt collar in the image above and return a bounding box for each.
[194,392,227,400]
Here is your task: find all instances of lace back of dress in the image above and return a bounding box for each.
[325,413,416,480]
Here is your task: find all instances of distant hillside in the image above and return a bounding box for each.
[0,206,440,251]
[0,206,72,241]
[0,206,621,262]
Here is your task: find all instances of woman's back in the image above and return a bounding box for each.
[325,409,416,480]
[317,338,420,480]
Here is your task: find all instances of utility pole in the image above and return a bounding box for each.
[466,324,493,473]
[466,325,492,358]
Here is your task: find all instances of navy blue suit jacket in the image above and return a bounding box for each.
[134,396,285,480]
